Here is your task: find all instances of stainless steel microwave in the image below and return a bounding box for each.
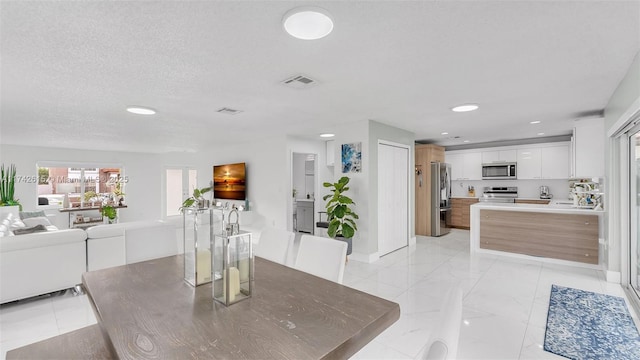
[482,162,517,180]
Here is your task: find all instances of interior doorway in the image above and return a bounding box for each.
[291,153,316,234]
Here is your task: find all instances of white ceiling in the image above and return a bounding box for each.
[1,1,639,153]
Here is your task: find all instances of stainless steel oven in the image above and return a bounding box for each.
[480,186,518,203]
[482,162,517,180]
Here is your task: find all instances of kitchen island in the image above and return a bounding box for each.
[470,202,604,266]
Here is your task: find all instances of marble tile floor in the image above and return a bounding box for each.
[1,229,637,359]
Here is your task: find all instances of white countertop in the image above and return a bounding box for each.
[451,196,553,201]
[471,201,604,215]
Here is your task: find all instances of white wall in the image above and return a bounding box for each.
[207,135,288,231]
[327,120,415,260]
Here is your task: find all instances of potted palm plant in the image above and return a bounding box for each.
[0,164,21,211]
[323,176,358,255]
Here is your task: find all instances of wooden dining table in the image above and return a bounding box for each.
[80,255,400,359]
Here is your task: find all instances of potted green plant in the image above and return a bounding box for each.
[181,186,212,210]
[101,205,117,224]
[0,164,21,211]
[323,176,358,255]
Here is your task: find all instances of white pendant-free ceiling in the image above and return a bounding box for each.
[283,7,333,40]
[0,1,638,153]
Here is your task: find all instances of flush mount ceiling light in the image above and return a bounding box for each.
[451,104,479,112]
[530,120,541,124]
[320,133,335,138]
[537,132,545,136]
[126,106,156,115]
[283,7,333,40]
[441,132,449,135]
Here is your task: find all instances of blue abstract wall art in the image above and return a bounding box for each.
[342,142,362,173]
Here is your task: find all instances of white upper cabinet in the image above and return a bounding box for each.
[326,140,335,166]
[517,144,570,179]
[446,152,482,180]
[465,152,483,180]
[517,148,542,179]
[447,153,464,180]
[573,118,605,178]
[481,150,517,163]
[541,146,570,179]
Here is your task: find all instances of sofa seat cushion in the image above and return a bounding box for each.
[0,229,87,252]
[86,224,125,239]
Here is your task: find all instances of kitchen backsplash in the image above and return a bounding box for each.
[451,179,569,199]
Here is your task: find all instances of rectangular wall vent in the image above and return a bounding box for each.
[216,107,242,115]
[281,74,318,89]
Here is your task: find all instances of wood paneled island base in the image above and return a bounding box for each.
[479,209,599,264]
[81,255,400,360]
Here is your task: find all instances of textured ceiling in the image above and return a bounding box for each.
[1,1,639,153]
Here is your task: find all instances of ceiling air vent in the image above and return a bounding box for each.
[281,74,318,89]
[216,107,242,115]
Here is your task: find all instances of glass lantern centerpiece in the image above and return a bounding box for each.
[212,208,253,306]
[183,207,213,286]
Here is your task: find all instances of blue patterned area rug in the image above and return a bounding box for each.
[544,285,640,360]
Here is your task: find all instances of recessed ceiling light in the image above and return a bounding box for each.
[441,132,449,135]
[283,7,333,40]
[320,133,335,138]
[463,140,470,143]
[126,106,156,115]
[451,104,479,112]
[530,121,541,124]
[537,132,545,136]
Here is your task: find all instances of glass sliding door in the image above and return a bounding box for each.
[629,129,640,302]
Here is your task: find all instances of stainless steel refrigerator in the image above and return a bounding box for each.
[431,162,451,236]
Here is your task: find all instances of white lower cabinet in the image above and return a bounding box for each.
[296,201,314,234]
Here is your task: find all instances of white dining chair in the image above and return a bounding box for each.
[414,285,464,360]
[254,227,296,266]
[294,235,347,284]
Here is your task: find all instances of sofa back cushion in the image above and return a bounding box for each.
[19,210,46,220]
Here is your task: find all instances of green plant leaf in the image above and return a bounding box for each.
[341,223,355,239]
[338,195,353,204]
[327,221,339,238]
[333,204,346,218]
[182,198,196,208]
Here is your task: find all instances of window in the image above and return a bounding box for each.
[165,167,197,217]
[36,163,124,207]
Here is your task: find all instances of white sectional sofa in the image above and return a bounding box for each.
[1,207,179,303]
[0,211,88,304]
[86,220,177,271]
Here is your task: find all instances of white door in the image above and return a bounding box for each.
[378,142,409,256]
